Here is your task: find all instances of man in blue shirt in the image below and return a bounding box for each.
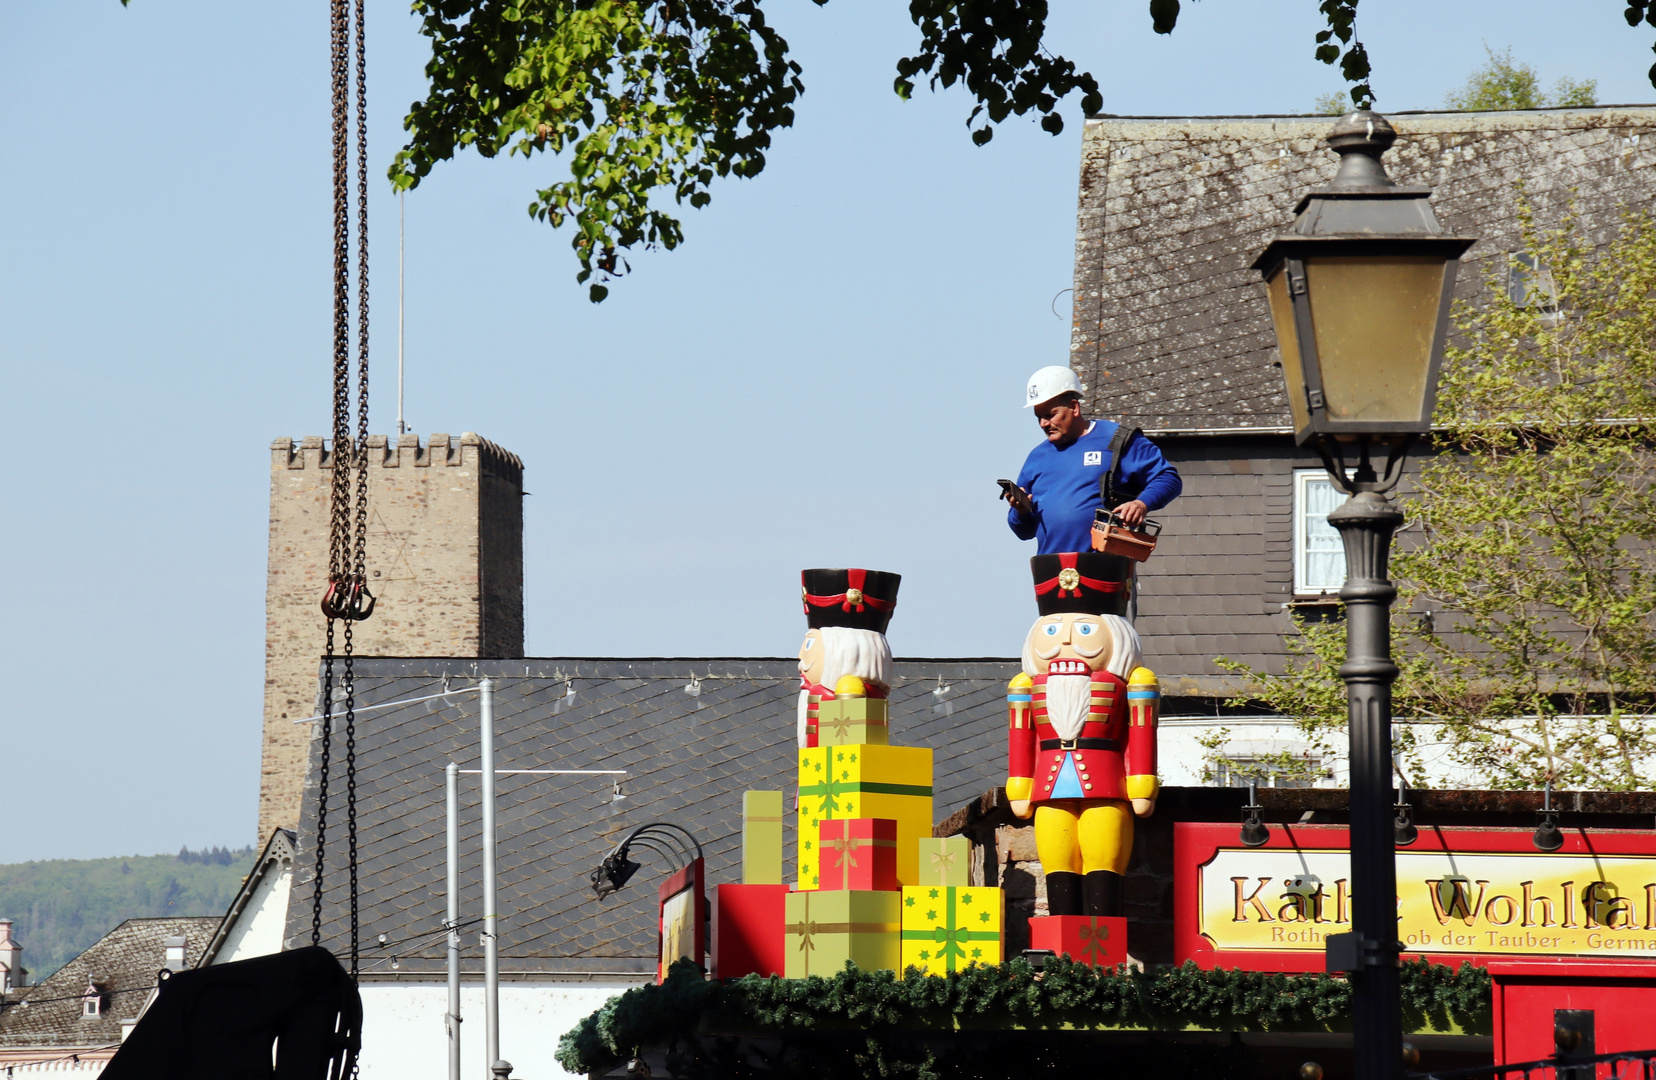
[1002,366,1182,555]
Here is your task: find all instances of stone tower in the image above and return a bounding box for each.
[261,432,524,839]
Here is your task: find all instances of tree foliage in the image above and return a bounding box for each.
[388,0,803,302]
[1444,46,1598,111]
[1221,203,1656,791]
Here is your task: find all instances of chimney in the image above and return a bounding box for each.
[0,920,23,992]
[163,935,187,973]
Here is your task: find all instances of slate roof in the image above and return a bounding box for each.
[285,657,1020,976]
[0,918,218,1047]
[1069,106,1656,432]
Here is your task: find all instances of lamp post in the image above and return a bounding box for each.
[1251,111,1475,1080]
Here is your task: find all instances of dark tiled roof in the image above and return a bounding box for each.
[285,658,1021,976]
[1069,107,1656,432]
[0,918,218,1047]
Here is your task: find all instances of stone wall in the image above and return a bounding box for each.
[260,432,524,840]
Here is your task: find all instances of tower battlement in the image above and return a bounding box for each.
[270,432,524,481]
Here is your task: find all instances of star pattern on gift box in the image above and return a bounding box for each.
[970,947,982,959]
[926,909,937,920]
[960,893,974,906]
[904,896,915,908]
[927,888,939,899]
[979,911,991,923]
[811,874,819,886]
[919,949,931,960]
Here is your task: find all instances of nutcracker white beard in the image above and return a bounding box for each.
[1044,674,1093,742]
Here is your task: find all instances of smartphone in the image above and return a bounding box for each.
[996,479,1019,495]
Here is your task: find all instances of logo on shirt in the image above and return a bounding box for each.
[1083,451,1103,467]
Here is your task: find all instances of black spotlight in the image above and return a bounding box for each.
[1533,780,1564,853]
[1394,783,1418,847]
[1240,780,1269,847]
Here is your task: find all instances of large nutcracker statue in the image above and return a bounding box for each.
[1006,552,1160,918]
[796,568,901,748]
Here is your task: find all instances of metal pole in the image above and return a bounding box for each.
[479,678,503,1078]
[397,190,406,436]
[1329,487,1405,1080]
[445,762,461,1080]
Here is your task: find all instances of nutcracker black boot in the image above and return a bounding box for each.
[1084,870,1123,917]
[1046,871,1082,916]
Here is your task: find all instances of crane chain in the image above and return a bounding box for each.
[312,0,369,982]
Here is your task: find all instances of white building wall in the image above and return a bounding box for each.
[358,981,642,1080]
[211,861,293,965]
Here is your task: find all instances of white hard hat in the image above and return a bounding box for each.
[1024,365,1083,408]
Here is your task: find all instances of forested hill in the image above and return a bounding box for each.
[0,847,256,981]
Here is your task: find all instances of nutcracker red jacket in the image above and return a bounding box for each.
[1006,670,1158,803]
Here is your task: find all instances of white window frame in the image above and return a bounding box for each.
[1293,469,1348,595]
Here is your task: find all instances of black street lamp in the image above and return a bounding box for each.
[1252,111,1476,1080]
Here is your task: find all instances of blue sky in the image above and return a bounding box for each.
[1,1,1650,860]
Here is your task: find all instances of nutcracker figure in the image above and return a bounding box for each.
[797,568,901,748]
[1006,552,1160,917]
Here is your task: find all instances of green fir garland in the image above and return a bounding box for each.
[556,958,1491,1078]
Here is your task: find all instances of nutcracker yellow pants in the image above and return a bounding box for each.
[1034,799,1132,876]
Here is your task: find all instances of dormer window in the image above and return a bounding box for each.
[81,981,107,1017]
[1509,252,1559,315]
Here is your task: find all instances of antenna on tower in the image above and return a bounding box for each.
[398,190,406,436]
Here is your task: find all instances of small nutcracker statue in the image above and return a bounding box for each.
[1006,552,1160,918]
[797,568,901,748]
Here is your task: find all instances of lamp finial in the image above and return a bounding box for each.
[1325,110,1397,189]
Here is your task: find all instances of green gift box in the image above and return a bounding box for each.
[784,889,901,978]
[917,836,970,887]
[742,790,784,885]
[817,697,889,747]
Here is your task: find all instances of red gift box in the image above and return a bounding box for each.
[817,818,899,892]
[1028,915,1128,969]
[710,883,788,979]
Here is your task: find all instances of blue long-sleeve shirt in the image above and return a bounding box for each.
[1008,421,1182,554]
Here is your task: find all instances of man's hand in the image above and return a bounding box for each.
[1114,499,1149,528]
[1000,483,1036,518]
[1010,798,1033,820]
[1131,797,1156,818]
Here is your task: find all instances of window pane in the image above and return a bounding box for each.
[1297,473,1348,592]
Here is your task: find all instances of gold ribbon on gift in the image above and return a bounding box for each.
[1077,919,1110,963]
[929,849,958,873]
[819,714,889,741]
[826,835,896,869]
[788,920,901,951]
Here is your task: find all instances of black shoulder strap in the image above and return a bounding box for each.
[1099,424,1142,509]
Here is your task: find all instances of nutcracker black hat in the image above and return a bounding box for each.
[1031,552,1130,617]
[801,568,901,633]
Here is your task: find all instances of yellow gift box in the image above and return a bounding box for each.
[784,889,902,978]
[742,790,784,885]
[797,744,932,890]
[817,697,889,747]
[900,885,1004,976]
[917,836,971,887]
